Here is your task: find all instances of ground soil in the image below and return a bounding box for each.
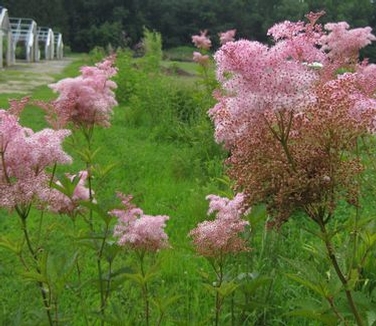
[0,57,74,94]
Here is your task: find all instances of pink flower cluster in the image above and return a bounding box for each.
[209,38,318,147]
[191,29,237,66]
[192,30,212,50]
[208,12,376,226]
[49,55,118,128]
[219,29,236,45]
[0,108,72,209]
[209,13,376,148]
[192,51,210,65]
[319,22,376,63]
[110,193,170,252]
[189,193,249,257]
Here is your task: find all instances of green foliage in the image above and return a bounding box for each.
[5,0,376,62]
[0,45,375,325]
[142,28,163,73]
[163,46,197,62]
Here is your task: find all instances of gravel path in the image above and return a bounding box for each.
[0,57,74,94]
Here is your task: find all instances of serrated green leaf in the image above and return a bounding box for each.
[217,281,239,297]
[92,162,119,179]
[103,242,121,263]
[238,276,272,294]
[284,308,337,325]
[21,270,48,284]
[286,273,330,298]
[347,268,360,290]
[0,237,22,254]
[151,294,181,311]
[367,310,376,326]
[51,174,80,197]
[124,271,157,285]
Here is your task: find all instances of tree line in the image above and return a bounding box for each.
[2,0,376,55]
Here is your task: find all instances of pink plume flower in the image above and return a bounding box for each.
[49,55,118,128]
[208,14,376,227]
[189,193,249,257]
[110,192,170,252]
[319,22,376,63]
[192,30,212,50]
[219,29,236,45]
[192,51,210,65]
[0,109,72,209]
[210,39,318,147]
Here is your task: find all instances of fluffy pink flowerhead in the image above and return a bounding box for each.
[0,108,72,209]
[49,55,118,128]
[209,38,318,147]
[192,51,210,66]
[189,193,249,257]
[319,22,376,64]
[192,30,212,50]
[110,192,170,252]
[219,29,236,45]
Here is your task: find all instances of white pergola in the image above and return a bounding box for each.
[10,17,38,62]
[54,32,63,59]
[37,26,54,60]
[0,7,14,67]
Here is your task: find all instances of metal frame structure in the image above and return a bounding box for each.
[54,32,63,59]
[37,26,54,60]
[0,7,14,67]
[10,17,38,62]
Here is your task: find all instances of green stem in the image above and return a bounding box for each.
[19,213,54,326]
[139,251,150,326]
[97,223,111,324]
[317,217,363,326]
[75,260,90,326]
[97,258,105,326]
[214,254,224,326]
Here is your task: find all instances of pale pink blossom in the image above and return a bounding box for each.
[267,17,324,63]
[206,192,247,220]
[208,14,376,227]
[210,39,318,147]
[111,193,170,252]
[0,109,72,209]
[189,194,249,257]
[49,55,118,128]
[319,22,376,63]
[192,51,210,65]
[192,30,212,50]
[219,29,236,45]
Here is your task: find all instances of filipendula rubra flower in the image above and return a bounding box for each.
[189,193,249,257]
[208,12,376,227]
[192,51,210,66]
[219,29,236,45]
[48,55,118,128]
[0,107,72,209]
[110,193,170,252]
[192,30,212,50]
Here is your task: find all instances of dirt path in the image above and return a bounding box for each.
[0,57,75,94]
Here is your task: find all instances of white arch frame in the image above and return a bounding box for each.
[10,17,38,62]
[54,32,63,59]
[37,26,54,60]
[0,7,14,67]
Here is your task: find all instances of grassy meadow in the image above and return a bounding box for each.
[0,43,375,326]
